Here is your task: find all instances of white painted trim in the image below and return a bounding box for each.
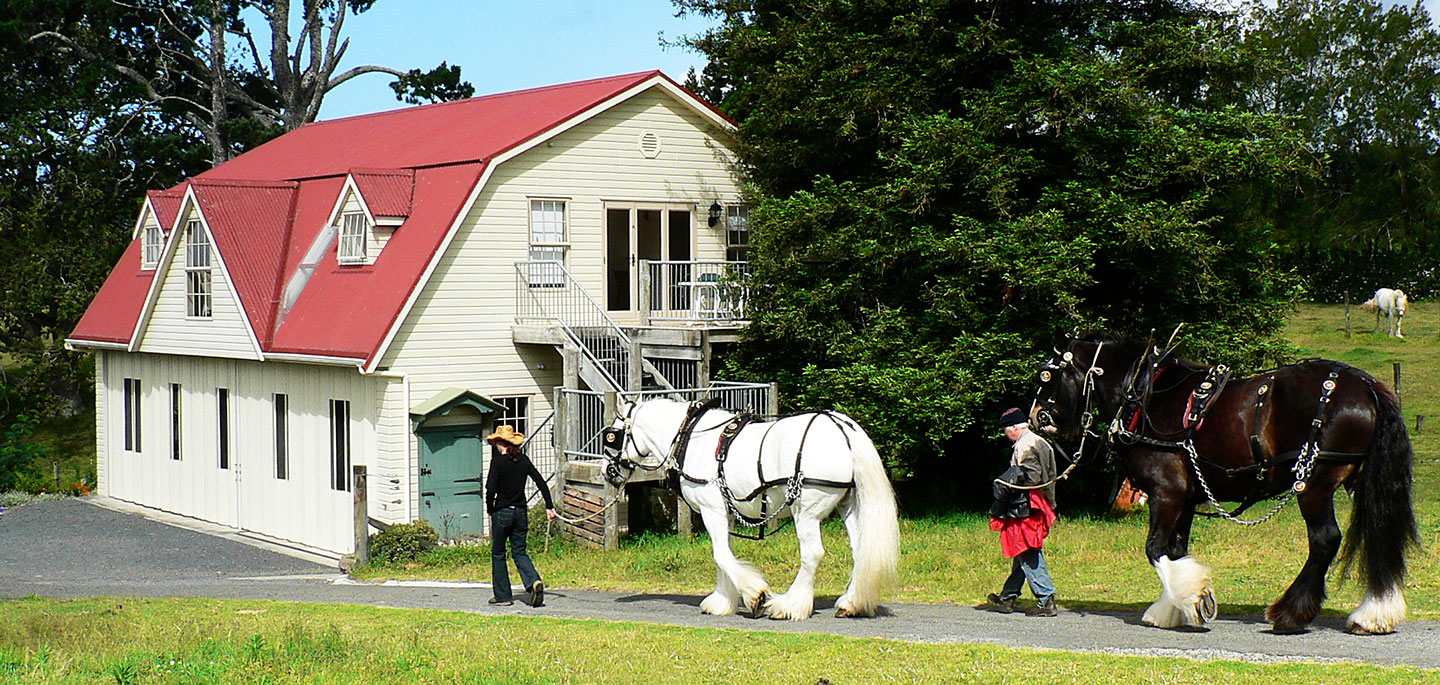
[65,338,129,351]
[262,352,368,367]
[323,176,378,233]
[365,75,731,373]
[132,198,156,240]
[128,187,265,361]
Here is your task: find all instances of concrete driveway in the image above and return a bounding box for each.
[2,497,1439,671]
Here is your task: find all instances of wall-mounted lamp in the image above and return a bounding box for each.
[707,201,723,227]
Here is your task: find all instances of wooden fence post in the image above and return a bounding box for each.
[602,391,620,550]
[353,465,369,566]
[1344,292,1351,338]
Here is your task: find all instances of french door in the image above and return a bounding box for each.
[605,205,692,312]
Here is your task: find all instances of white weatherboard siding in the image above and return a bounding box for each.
[94,354,108,495]
[373,377,410,524]
[98,350,394,555]
[378,86,740,529]
[135,209,258,359]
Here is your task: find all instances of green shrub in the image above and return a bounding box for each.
[0,415,44,492]
[368,520,438,564]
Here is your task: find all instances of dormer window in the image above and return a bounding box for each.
[339,212,368,264]
[142,224,164,269]
[184,220,212,318]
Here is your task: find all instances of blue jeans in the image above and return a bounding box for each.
[1001,548,1055,602]
[491,506,541,602]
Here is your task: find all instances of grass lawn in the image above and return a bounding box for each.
[5,303,1438,681]
[0,597,1432,683]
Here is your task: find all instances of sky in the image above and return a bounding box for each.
[314,0,1440,122]
[313,1,719,121]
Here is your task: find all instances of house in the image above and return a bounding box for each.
[66,71,757,558]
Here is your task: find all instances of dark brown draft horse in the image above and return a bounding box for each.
[1029,332,1418,634]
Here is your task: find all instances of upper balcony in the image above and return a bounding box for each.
[513,259,752,347]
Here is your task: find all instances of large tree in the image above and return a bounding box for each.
[678,0,1312,482]
[1,0,207,418]
[29,0,474,164]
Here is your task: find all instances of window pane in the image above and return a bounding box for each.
[217,389,230,469]
[274,394,289,480]
[331,399,351,491]
[171,383,182,460]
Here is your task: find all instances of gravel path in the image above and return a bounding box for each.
[2,497,1437,670]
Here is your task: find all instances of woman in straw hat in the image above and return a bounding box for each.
[484,424,557,607]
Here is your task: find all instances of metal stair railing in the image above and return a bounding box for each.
[515,261,632,391]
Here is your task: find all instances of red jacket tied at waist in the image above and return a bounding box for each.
[990,491,1057,558]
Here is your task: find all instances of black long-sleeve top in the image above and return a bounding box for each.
[485,448,555,514]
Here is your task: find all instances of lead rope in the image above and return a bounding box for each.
[1006,343,1106,491]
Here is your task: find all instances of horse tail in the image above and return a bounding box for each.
[843,427,900,615]
[1340,384,1418,632]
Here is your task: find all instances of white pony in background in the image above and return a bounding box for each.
[603,399,899,620]
[1361,288,1408,338]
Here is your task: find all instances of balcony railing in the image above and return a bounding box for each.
[644,260,752,323]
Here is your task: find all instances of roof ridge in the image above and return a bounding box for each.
[299,70,662,129]
[190,178,300,189]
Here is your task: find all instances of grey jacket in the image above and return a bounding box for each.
[1010,429,1057,508]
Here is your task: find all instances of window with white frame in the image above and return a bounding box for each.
[123,378,142,452]
[726,205,750,263]
[495,396,530,438]
[184,220,212,318]
[142,224,164,268]
[330,399,351,492]
[528,199,567,287]
[338,212,368,264]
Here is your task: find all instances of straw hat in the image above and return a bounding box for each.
[485,424,525,446]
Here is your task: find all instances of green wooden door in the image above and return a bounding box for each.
[418,425,487,540]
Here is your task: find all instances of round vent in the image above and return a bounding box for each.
[639,131,661,158]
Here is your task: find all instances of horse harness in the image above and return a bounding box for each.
[629,400,859,539]
[1113,354,1371,523]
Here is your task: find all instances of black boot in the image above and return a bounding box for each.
[529,581,545,608]
[984,593,1016,614]
[1026,596,1059,617]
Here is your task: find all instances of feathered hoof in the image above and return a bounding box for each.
[764,594,814,621]
[699,592,736,616]
[1346,623,1394,636]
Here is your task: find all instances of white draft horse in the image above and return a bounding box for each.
[602,398,900,620]
[1360,288,1408,338]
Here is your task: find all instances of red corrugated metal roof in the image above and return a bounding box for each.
[71,71,718,364]
[190,179,298,346]
[69,239,154,345]
[147,189,184,231]
[350,169,414,218]
[199,71,668,182]
[269,164,482,359]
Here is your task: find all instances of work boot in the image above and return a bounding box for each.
[1026,597,1059,617]
[529,581,545,608]
[984,593,1016,614]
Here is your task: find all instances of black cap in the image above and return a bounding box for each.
[997,407,1028,428]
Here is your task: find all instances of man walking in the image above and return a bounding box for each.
[485,424,557,607]
[985,407,1060,617]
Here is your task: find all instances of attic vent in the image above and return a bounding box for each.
[639,131,661,158]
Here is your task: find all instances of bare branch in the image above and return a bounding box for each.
[326,64,407,91]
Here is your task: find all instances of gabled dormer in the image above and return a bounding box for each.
[326,169,415,266]
[137,189,185,270]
